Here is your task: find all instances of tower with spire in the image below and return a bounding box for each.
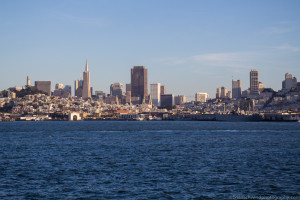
[82,58,91,99]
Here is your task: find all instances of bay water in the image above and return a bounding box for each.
[0,121,299,199]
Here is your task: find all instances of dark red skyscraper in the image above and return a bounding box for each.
[131,66,148,103]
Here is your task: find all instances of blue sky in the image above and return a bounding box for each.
[0,0,299,98]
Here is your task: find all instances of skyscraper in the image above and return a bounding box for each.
[195,92,209,103]
[82,59,91,99]
[216,87,221,98]
[54,84,71,98]
[131,66,148,103]
[74,78,83,97]
[250,69,259,95]
[232,80,241,99]
[35,81,51,96]
[150,83,161,106]
[160,85,166,95]
[161,94,174,107]
[126,84,131,94]
[282,73,297,91]
[220,86,227,98]
[55,83,64,90]
[110,83,123,98]
[174,95,186,105]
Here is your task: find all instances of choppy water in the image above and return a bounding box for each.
[0,121,299,199]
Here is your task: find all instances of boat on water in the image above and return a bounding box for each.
[215,113,263,122]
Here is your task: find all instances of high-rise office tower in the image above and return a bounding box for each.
[64,85,72,95]
[110,83,123,98]
[174,95,186,105]
[26,76,30,87]
[216,87,221,98]
[282,73,297,91]
[55,83,64,90]
[161,94,174,107]
[227,91,232,99]
[82,59,91,99]
[232,80,241,99]
[131,66,148,103]
[250,69,259,95]
[35,81,51,96]
[220,86,227,98]
[160,85,166,95]
[195,92,209,103]
[75,78,83,97]
[150,83,161,106]
[54,84,71,98]
[126,84,131,94]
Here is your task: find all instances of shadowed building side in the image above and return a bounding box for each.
[35,81,51,96]
[131,66,148,104]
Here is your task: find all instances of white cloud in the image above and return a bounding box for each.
[153,52,257,70]
[191,52,253,69]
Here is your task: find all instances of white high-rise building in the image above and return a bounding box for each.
[195,92,209,103]
[150,83,161,106]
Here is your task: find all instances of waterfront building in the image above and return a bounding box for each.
[131,66,148,104]
[161,94,174,107]
[161,85,166,95]
[250,69,259,95]
[232,80,241,98]
[110,83,123,98]
[150,83,161,106]
[195,92,209,103]
[282,73,297,91]
[35,81,51,96]
[82,59,91,99]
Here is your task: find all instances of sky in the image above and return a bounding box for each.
[0,0,300,99]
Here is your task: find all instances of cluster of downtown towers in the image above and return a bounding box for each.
[75,60,167,105]
[33,59,167,106]
[32,60,278,105]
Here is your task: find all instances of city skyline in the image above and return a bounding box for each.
[0,0,300,98]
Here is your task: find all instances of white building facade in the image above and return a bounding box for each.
[195,92,209,103]
[150,83,161,106]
